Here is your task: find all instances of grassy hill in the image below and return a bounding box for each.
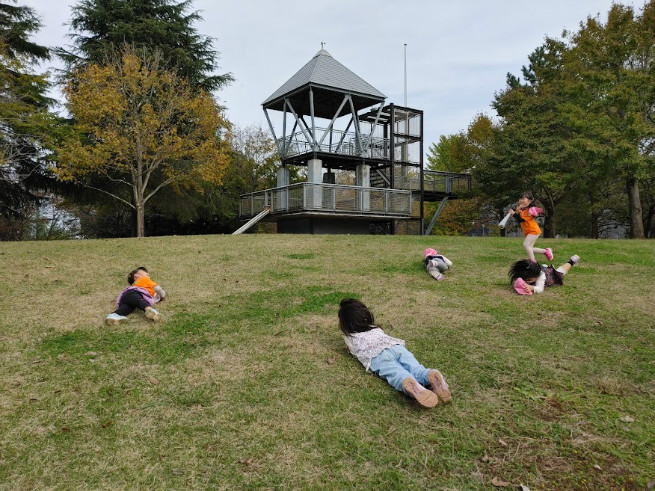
[0,235,653,489]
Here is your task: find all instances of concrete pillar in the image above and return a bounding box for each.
[356,164,370,211]
[276,166,290,211]
[277,166,289,187]
[307,158,322,208]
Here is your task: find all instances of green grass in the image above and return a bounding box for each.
[0,235,653,489]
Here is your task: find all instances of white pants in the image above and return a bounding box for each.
[523,234,545,261]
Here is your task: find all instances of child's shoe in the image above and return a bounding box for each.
[105,313,129,326]
[429,270,445,281]
[514,277,534,295]
[569,254,580,265]
[144,306,162,322]
[402,378,439,408]
[544,248,553,261]
[428,370,452,403]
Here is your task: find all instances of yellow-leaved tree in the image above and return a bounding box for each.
[56,46,230,237]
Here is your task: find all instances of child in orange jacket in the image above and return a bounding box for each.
[508,191,553,263]
[105,267,166,325]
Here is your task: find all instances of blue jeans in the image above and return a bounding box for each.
[369,345,430,394]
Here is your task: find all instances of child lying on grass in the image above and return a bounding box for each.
[338,298,451,408]
[105,266,165,325]
[509,255,580,295]
[423,247,452,281]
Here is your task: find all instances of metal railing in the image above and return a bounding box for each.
[239,182,412,219]
[278,127,390,160]
[407,170,472,193]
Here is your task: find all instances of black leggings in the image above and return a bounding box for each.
[115,289,150,316]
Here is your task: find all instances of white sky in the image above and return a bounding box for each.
[22,0,631,149]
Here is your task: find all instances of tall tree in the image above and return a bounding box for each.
[58,0,232,91]
[0,1,60,240]
[482,2,655,239]
[57,0,233,237]
[56,47,231,237]
[565,2,655,238]
[486,38,595,238]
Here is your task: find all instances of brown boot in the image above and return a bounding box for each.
[428,370,452,403]
[402,378,439,408]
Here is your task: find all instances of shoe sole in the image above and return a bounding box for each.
[105,317,128,326]
[428,370,452,403]
[145,309,162,322]
[402,378,439,408]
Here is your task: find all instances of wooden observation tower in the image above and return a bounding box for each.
[238,49,470,234]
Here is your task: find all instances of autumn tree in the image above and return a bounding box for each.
[56,47,230,237]
[426,114,494,236]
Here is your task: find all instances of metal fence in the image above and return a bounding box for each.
[240,183,412,219]
[407,170,472,193]
[279,128,390,160]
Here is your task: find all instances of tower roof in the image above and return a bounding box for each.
[262,49,386,119]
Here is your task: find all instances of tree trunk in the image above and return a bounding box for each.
[136,203,145,238]
[645,204,654,239]
[542,202,556,238]
[590,209,600,239]
[626,177,645,239]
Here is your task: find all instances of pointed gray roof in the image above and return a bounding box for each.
[262,49,386,119]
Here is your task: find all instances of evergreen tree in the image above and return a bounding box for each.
[0,1,60,240]
[59,0,232,91]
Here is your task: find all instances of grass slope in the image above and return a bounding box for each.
[0,235,653,489]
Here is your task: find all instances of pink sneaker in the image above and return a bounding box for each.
[544,248,553,261]
[514,278,534,295]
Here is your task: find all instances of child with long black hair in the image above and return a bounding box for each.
[509,255,580,295]
[338,298,451,408]
[508,191,553,262]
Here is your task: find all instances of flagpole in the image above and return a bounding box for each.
[403,43,407,107]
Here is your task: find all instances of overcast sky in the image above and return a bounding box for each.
[22,0,633,148]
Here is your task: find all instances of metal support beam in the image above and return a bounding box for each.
[363,104,383,153]
[424,197,449,236]
[317,95,349,148]
[309,87,317,151]
[284,98,314,150]
[263,109,283,158]
[348,96,362,155]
